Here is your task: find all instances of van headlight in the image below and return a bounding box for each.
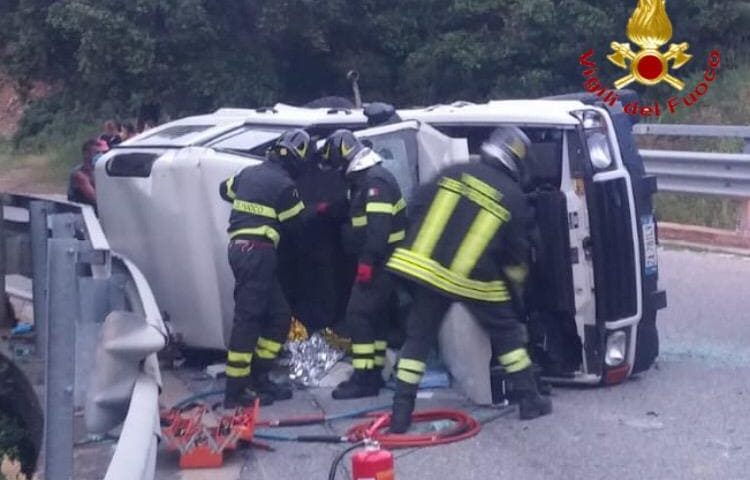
[605,331,628,367]
[587,131,614,170]
[572,110,615,171]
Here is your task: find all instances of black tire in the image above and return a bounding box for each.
[632,314,659,373]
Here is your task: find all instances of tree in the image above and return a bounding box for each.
[1,0,748,132]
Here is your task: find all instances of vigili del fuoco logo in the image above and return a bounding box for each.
[578,0,721,117]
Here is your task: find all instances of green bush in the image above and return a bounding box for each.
[655,193,742,230]
[11,94,99,175]
[0,140,13,167]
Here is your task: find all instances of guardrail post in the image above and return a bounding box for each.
[738,138,750,235]
[30,201,49,356]
[42,237,80,480]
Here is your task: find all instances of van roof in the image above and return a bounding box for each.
[400,100,585,126]
[123,103,368,147]
[122,99,586,148]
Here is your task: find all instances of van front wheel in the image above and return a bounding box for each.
[632,316,659,374]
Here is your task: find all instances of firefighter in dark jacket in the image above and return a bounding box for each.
[386,127,552,433]
[219,129,311,408]
[319,130,407,399]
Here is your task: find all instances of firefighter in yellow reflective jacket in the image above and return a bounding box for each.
[386,127,552,433]
[319,130,407,399]
[219,129,311,408]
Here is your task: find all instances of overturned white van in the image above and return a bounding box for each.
[95,95,666,398]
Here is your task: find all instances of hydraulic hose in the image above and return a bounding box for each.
[346,409,482,449]
[172,389,224,410]
[257,404,391,427]
[171,393,494,449]
[254,431,349,443]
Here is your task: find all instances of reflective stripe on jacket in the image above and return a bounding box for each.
[220,161,305,247]
[386,161,531,303]
[345,164,407,265]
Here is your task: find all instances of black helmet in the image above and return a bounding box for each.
[480,126,533,190]
[319,129,365,171]
[269,129,311,177]
[364,102,401,127]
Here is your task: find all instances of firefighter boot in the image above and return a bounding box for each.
[224,375,273,408]
[253,359,293,402]
[508,368,552,420]
[388,393,415,434]
[331,370,380,399]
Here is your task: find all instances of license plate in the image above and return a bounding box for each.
[641,215,658,276]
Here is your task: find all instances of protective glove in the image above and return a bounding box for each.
[355,262,374,284]
[315,202,330,215]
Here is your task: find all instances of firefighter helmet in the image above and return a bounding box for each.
[480,127,533,190]
[269,129,311,177]
[319,129,365,171]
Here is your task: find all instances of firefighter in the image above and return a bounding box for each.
[219,129,312,408]
[386,127,552,433]
[319,130,407,399]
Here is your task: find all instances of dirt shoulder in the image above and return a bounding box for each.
[0,156,66,195]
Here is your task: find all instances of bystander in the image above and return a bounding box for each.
[99,120,122,147]
[67,139,104,211]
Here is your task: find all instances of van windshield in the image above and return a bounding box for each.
[207,127,287,154]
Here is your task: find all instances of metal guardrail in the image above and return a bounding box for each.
[634,123,750,142]
[1,194,166,480]
[633,124,750,232]
[639,150,750,197]
[104,373,161,480]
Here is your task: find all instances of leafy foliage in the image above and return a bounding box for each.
[1,0,749,133]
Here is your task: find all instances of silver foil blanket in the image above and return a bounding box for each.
[284,332,346,387]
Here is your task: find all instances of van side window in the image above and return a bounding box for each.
[209,128,285,152]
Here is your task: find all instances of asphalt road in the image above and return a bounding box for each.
[153,247,750,480]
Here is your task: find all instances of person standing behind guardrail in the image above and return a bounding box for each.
[67,139,105,212]
[119,122,137,142]
[219,129,316,408]
[99,119,122,147]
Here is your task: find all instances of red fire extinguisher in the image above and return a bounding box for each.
[351,440,394,480]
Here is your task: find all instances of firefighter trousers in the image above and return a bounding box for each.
[225,240,291,394]
[395,284,532,395]
[346,269,394,372]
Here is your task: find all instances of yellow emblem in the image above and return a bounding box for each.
[341,142,356,158]
[607,0,692,90]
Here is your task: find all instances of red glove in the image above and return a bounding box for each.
[355,262,374,284]
[315,202,330,214]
